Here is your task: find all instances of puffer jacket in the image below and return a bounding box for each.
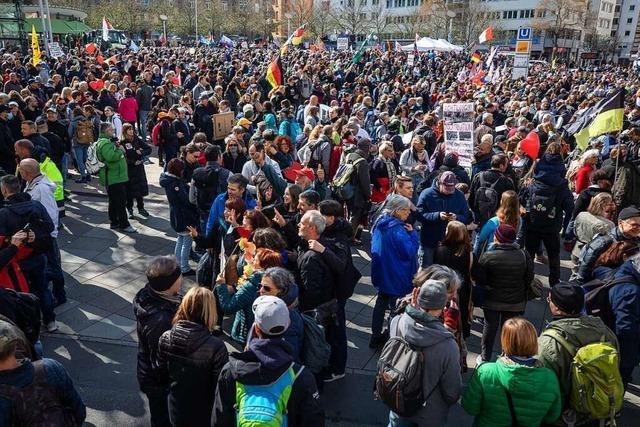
[575,227,640,283]
[388,306,462,427]
[610,260,640,384]
[371,214,419,297]
[462,357,562,427]
[474,243,534,312]
[133,285,180,389]
[215,272,262,343]
[538,316,618,402]
[158,320,229,427]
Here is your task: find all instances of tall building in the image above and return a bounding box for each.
[612,0,640,61]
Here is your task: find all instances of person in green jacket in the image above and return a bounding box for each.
[96,122,136,233]
[214,248,282,343]
[538,282,619,426]
[462,317,562,427]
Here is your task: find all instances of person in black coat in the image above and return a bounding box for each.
[222,136,248,174]
[0,105,16,174]
[121,124,151,218]
[158,287,228,427]
[159,159,200,275]
[133,255,181,427]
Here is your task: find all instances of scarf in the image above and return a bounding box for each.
[381,155,397,183]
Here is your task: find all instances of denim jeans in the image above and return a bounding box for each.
[60,152,69,182]
[45,239,66,301]
[21,255,55,324]
[372,293,399,339]
[175,232,193,273]
[418,245,435,269]
[388,411,419,427]
[138,110,150,139]
[73,145,88,177]
[163,145,178,164]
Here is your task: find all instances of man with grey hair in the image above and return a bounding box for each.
[133,255,182,427]
[474,112,494,146]
[297,210,348,382]
[384,279,462,426]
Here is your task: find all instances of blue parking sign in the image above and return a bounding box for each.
[518,27,532,41]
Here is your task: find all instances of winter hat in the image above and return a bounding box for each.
[357,137,371,153]
[417,279,448,311]
[443,153,459,167]
[252,295,290,336]
[494,224,517,244]
[550,282,584,315]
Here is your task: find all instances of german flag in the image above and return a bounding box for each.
[266,54,283,89]
[567,89,625,150]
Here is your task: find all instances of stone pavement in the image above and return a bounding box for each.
[39,159,640,426]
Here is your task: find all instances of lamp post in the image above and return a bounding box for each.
[159,14,168,46]
[284,12,292,37]
[446,10,455,43]
[194,0,198,44]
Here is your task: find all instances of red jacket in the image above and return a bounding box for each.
[0,244,29,293]
[117,96,139,122]
[574,164,594,194]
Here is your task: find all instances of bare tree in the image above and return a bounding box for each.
[308,1,335,37]
[454,0,495,47]
[535,0,587,56]
[367,2,390,40]
[330,0,369,36]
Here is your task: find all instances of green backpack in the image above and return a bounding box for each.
[543,329,624,422]
[235,362,304,427]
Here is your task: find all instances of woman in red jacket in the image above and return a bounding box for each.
[572,149,599,194]
[117,88,139,126]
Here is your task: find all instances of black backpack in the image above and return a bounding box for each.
[474,174,500,224]
[582,275,635,330]
[0,360,79,427]
[192,167,220,212]
[527,189,558,229]
[0,288,41,346]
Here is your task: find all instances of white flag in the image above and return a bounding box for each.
[102,17,112,42]
[130,39,139,52]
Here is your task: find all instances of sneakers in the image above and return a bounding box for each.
[120,226,138,234]
[127,209,135,219]
[323,372,345,383]
[45,321,58,333]
[138,208,150,217]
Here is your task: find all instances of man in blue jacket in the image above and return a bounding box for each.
[417,171,470,268]
[205,173,256,236]
[610,256,640,387]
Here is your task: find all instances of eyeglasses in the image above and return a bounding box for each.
[259,284,272,292]
[622,220,640,230]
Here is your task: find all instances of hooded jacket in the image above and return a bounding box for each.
[388,307,462,426]
[417,180,470,248]
[24,174,58,237]
[610,260,640,382]
[133,285,180,389]
[212,338,324,427]
[158,320,229,427]
[462,357,562,427]
[371,214,419,297]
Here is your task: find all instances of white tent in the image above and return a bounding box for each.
[399,37,463,52]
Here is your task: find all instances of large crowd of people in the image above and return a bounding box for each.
[0,41,640,427]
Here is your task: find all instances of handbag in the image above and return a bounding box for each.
[195,250,214,288]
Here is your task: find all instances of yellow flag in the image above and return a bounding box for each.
[31,25,41,66]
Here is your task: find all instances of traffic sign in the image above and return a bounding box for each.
[513,54,529,68]
[518,27,532,41]
[516,40,531,54]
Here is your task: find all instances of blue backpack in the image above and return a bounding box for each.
[235,363,305,427]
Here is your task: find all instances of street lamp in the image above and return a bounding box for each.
[446,10,455,43]
[159,14,168,46]
[284,12,292,36]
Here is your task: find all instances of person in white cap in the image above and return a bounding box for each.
[212,295,324,426]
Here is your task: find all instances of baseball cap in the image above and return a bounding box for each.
[417,279,448,310]
[252,295,290,336]
[294,167,315,181]
[619,206,640,221]
[439,171,457,189]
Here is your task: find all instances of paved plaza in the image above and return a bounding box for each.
[39,159,640,426]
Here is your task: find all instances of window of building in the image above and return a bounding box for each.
[631,5,636,11]
[628,18,633,24]
[372,0,379,4]
[625,30,631,36]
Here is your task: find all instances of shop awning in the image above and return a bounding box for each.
[24,18,90,34]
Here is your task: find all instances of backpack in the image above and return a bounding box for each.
[85,141,104,175]
[542,329,624,421]
[74,120,93,145]
[330,157,365,201]
[374,332,426,417]
[235,362,304,427]
[151,122,162,146]
[0,360,79,427]
[364,110,378,140]
[473,174,501,224]
[306,140,325,170]
[192,167,220,212]
[0,288,41,345]
[582,275,634,330]
[527,190,558,229]
[299,313,331,374]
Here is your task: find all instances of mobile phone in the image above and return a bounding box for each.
[21,222,30,232]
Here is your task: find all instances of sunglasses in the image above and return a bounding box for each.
[259,284,272,292]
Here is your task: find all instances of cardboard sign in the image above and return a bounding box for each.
[337,37,349,50]
[443,103,475,168]
[213,112,235,141]
[49,42,64,58]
